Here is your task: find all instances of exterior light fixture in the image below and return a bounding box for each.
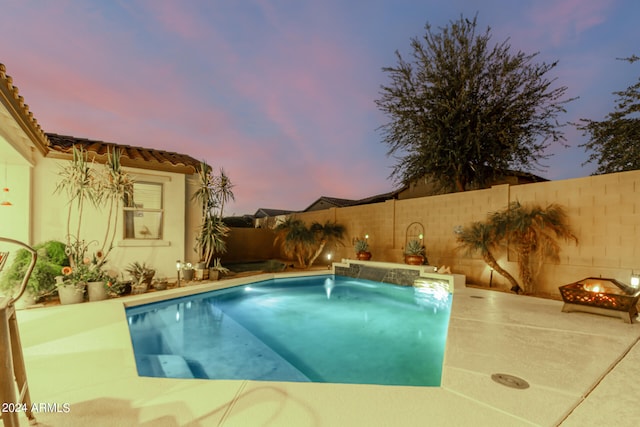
[364,234,369,240]
[631,273,640,289]
[176,260,182,287]
[327,253,332,270]
[1,163,11,206]
[0,187,11,206]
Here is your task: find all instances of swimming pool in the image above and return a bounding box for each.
[126,274,452,386]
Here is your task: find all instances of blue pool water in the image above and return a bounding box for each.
[126,275,452,386]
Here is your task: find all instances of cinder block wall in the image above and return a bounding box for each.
[277,170,640,296]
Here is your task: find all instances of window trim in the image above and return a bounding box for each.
[123,180,165,241]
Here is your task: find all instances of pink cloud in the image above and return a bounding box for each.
[527,0,614,45]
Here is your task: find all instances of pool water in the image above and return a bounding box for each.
[126,275,452,386]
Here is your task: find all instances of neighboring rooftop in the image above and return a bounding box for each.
[46,133,202,174]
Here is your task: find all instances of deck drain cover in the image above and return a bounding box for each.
[491,373,529,389]
[470,295,484,299]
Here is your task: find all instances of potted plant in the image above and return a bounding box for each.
[56,267,86,305]
[85,266,108,302]
[181,262,195,282]
[125,262,156,294]
[404,239,426,265]
[54,145,132,300]
[209,258,230,280]
[354,238,372,261]
[152,277,168,291]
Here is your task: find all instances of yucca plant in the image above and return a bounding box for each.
[54,145,100,265]
[192,161,231,266]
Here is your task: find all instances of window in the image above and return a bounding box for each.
[123,182,164,239]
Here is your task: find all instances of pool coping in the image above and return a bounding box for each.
[13,269,640,426]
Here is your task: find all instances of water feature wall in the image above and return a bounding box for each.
[334,259,465,289]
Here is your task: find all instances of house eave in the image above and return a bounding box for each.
[0,64,50,159]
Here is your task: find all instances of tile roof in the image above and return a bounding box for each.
[0,63,50,154]
[254,208,296,218]
[46,133,202,174]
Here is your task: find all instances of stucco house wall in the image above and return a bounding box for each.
[30,156,194,279]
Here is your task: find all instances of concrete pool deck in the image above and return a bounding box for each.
[11,271,640,426]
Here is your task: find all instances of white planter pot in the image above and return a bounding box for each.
[87,281,108,302]
[58,283,86,305]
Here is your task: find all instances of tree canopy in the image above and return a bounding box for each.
[376,15,573,192]
[577,56,640,174]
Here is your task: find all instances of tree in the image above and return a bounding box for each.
[274,218,316,268]
[577,56,640,174]
[376,15,572,193]
[494,202,577,294]
[274,218,345,269]
[192,161,231,266]
[456,221,521,292]
[457,201,577,294]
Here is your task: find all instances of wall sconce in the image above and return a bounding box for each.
[176,260,182,287]
[0,187,11,206]
[327,253,332,270]
[1,163,11,206]
[631,273,640,289]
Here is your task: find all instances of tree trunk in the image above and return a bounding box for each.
[518,238,535,294]
[482,252,522,293]
[307,241,326,268]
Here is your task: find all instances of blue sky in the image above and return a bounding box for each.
[1,0,638,214]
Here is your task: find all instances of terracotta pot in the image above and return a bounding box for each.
[356,251,372,261]
[404,254,424,265]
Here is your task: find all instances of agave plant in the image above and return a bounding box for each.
[354,238,369,253]
[404,239,425,256]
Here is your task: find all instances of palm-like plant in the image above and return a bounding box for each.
[196,215,229,266]
[99,147,133,259]
[274,218,316,268]
[55,145,100,266]
[213,168,235,221]
[274,218,345,268]
[492,201,578,294]
[308,221,345,266]
[192,161,231,266]
[456,221,521,292]
[457,201,577,294]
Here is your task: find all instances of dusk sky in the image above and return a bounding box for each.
[1,1,638,215]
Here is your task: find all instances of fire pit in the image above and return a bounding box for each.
[559,277,640,323]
